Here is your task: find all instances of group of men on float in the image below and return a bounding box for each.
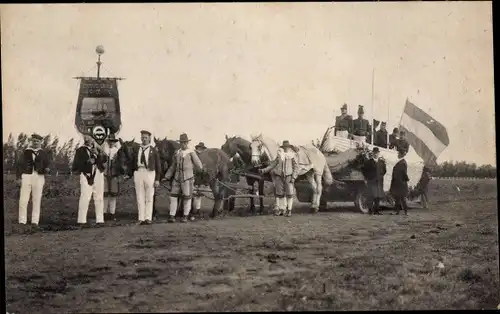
[16,130,210,228]
[334,103,432,214]
[334,103,410,154]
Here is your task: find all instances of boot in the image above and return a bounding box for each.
[168,215,176,223]
[285,197,293,217]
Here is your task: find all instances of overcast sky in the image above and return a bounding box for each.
[1,2,495,165]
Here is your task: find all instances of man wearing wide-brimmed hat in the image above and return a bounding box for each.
[128,130,162,225]
[352,105,372,143]
[72,134,108,226]
[164,133,204,223]
[390,148,410,215]
[16,133,51,227]
[103,133,121,221]
[334,103,353,138]
[259,140,299,217]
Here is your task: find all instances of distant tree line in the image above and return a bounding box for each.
[3,132,497,178]
[3,133,79,175]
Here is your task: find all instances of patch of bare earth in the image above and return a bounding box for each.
[5,193,499,312]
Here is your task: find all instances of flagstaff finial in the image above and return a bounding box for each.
[95,45,105,78]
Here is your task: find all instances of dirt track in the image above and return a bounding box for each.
[4,192,499,312]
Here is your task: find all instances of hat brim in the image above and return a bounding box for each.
[195,145,206,149]
[178,139,191,142]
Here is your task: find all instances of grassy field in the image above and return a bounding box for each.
[3,175,499,312]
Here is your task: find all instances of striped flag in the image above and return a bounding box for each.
[399,99,450,164]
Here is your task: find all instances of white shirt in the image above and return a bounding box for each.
[104,143,119,160]
[137,145,151,168]
[279,150,296,161]
[177,147,194,158]
[27,147,41,161]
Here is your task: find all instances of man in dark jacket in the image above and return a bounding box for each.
[16,133,51,226]
[362,147,386,215]
[352,105,372,142]
[397,131,410,155]
[417,166,432,208]
[389,128,399,149]
[334,103,353,138]
[72,134,108,225]
[374,122,388,148]
[390,149,410,215]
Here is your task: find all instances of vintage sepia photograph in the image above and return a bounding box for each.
[2,2,497,312]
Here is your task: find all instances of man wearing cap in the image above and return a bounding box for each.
[389,128,399,150]
[334,104,353,138]
[362,147,386,215]
[259,140,299,217]
[397,131,410,155]
[127,130,162,225]
[374,122,388,148]
[16,133,51,227]
[164,133,204,223]
[195,142,207,154]
[103,133,121,221]
[72,134,108,225]
[352,105,372,143]
[390,149,410,215]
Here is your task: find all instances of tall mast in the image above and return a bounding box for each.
[371,68,375,144]
[96,45,104,79]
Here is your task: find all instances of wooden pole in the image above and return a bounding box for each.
[371,68,375,144]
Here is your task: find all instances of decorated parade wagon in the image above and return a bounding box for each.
[295,128,425,213]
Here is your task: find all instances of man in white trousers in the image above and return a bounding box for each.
[125,130,161,225]
[164,133,204,223]
[16,133,51,228]
[72,135,108,226]
[103,134,121,221]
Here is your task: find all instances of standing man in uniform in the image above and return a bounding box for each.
[103,133,121,221]
[389,128,400,150]
[127,130,161,225]
[72,134,108,226]
[259,140,299,217]
[390,148,410,215]
[334,103,353,138]
[352,105,371,143]
[16,133,51,227]
[397,130,410,155]
[374,122,388,148]
[362,147,386,215]
[164,133,204,223]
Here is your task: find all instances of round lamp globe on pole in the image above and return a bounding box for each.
[96,45,105,55]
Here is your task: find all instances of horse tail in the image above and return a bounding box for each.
[322,162,334,186]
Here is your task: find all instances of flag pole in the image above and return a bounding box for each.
[371,68,375,144]
[399,97,408,128]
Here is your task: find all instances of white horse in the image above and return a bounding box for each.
[250,134,334,212]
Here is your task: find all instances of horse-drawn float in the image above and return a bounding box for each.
[295,128,425,213]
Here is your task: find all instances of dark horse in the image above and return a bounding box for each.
[220,135,270,215]
[154,137,236,218]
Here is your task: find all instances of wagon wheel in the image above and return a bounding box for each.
[354,185,370,214]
